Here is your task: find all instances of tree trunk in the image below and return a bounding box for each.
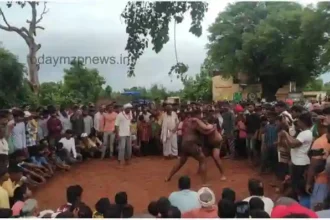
[27,43,39,92]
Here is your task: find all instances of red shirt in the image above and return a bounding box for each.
[138,122,150,142]
[47,117,62,138]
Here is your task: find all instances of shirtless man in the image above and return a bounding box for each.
[165,110,226,183]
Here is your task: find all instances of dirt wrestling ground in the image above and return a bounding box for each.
[34,157,278,213]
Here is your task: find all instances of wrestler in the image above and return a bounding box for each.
[193,115,226,181]
[165,110,220,183]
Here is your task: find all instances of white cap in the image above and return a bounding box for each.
[24,111,31,117]
[197,187,216,208]
[81,133,88,138]
[123,103,133,109]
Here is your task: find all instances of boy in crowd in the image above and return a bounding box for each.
[59,130,82,164]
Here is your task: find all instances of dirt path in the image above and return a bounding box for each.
[34,157,277,213]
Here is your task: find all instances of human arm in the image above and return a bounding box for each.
[279,130,303,148]
[71,139,77,159]
[190,118,215,135]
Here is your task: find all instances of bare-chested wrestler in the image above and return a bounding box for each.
[165,110,226,183]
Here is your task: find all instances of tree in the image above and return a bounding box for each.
[304,78,324,91]
[0,47,30,107]
[0,2,49,91]
[207,2,329,100]
[121,1,208,78]
[63,61,106,104]
[102,85,112,98]
[182,65,212,101]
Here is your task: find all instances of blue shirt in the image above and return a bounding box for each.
[299,196,311,209]
[168,189,200,213]
[264,124,277,148]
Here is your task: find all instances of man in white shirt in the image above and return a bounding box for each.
[279,112,313,192]
[161,105,179,158]
[243,179,274,215]
[0,127,8,155]
[94,105,105,134]
[59,130,82,164]
[115,104,132,165]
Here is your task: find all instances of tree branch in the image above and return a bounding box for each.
[36,2,48,24]
[35,26,44,30]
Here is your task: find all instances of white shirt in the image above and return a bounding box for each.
[291,129,313,166]
[94,112,102,131]
[0,138,8,155]
[139,112,151,122]
[115,111,132,137]
[243,196,274,215]
[59,137,77,158]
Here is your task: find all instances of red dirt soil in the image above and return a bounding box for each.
[34,157,278,213]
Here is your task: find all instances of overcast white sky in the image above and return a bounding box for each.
[0,0,325,92]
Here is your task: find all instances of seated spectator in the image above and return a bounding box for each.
[168,176,200,213]
[156,197,171,218]
[235,201,250,218]
[2,164,24,200]
[74,202,93,218]
[0,166,9,209]
[271,203,318,218]
[164,206,181,218]
[48,143,70,171]
[115,191,128,206]
[55,211,74,218]
[147,201,158,217]
[217,199,236,218]
[316,192,330,218]
[104,204,121,218]
[13,150,46,186]
[221,188,236,202]
[249,197,264,211]
[243,178,274,214]
[0,208,12,218]
[59,130,82,164]
[57,185,83,213]
[250,209,270,218]
[295,179,311,209]
[93,197,111,218]
[78,133,101,159]
[11,184,32,216]
[30,145,54,177]
[182,187,218,218]
[122,204,134,218]
[21,199,39,217]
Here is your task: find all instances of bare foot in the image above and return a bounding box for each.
[165,177,171,182]
[220,176,227,181]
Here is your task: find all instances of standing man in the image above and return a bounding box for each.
[100,104,117,159]
[82,107,93,136]
[94,105,105,138]
[140,106,151,122]
[161,105,179,159]
[47,110,62,146]
[70,108,84,137]
[115,103,132,165]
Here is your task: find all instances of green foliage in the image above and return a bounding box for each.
[121,1,208,78]
[304,78,324,91]
[63,61,106,104]
[181,65,212,101]
[0,47,35,108]
[207,2,330,100]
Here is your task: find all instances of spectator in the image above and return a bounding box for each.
[93,197,111,218]
[235,201,250,218]
[0,208,12,218]
[243,179,274,215]
[57,185,83,213]
[82,107,93,136]
[164,206,181,218]
[249,197,264,211]
[0,167,9,209]
[122,204,134,218]
[168,176,200,213]
[182,187,218,218]
[104,204,121,218]
[47,110,62,146]
[59,130,82,164]
[279,112,313,194]
[21,199,39,217]
[0,125,8,155]
[217,199,236,218]
[70,108,84,137]
[11,184,31,216]
[100,104,117,159]
[147,201,158,217]
[75,202,93,218]
[3,164,23,199]
[221,188,236,202]
[156,197,171,218]
[271,203,318,218]
[250,210,270,218]
[115,191,128,206]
